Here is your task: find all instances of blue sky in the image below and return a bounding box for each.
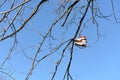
[0,0,120,80]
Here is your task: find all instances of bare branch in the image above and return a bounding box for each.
[0,70,16,80]
[0,0,31,14]
[0,0,48,42]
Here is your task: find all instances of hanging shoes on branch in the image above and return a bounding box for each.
[74,36,87,47]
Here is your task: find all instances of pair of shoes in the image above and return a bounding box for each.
[74,36,87,47]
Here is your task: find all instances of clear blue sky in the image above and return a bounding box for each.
[0,0,120,80]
